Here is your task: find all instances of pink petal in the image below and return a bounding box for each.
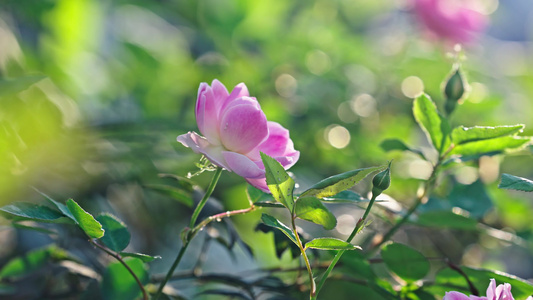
[220,83,253,113]
[177,131,229,169]
[219,100,268,154]
[443,292,473,300]
[486,279,497,300]
[223,151,265,179]
[245,177,270,193]
[211,79,229,114]
[196,84,221,145]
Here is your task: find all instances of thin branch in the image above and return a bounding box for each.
[90,240,148,300]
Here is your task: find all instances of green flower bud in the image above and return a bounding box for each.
[443,67,467,115]
[371,163,391,197]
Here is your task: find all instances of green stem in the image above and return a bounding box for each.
[153,167,223,300]
[366,158,443,257]
[90,240,148,300]
[314,193,379,299]
[292,216,316,299]
[191,205,255,237]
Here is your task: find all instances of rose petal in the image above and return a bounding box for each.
[223,151,265,179]
[177,132,229,169]
[211,79,229,115]
[443,292,473,300]
[196,84,221,145]
[245,177,270,193]
[219,100,268,154]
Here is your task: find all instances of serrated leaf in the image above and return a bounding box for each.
[450,136,531,157]
[380,139,425,159]
[97,214,131,252]
[246,185,274,203]
[260,153,295,212]
[414,211,477,230]
[381,243,429,282]
[119,252,161,263]
[300,166,383,199]
[0,202,64,222]
[498,173,533,192]
[305,238,360,251]
[451,125,524,145]
[413,94,451,154]
[260,213,297,245]
[66,199,104,239]
[0,75,46,97]
[101,258,148,300]
[143,184,193,207]
[295,197,336,230]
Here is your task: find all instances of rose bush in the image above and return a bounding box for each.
[177,80,299,192]
[412,0,487,44]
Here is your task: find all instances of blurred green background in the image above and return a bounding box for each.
[1,0,533,299]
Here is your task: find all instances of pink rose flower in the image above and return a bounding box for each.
[412,0,488,44]
[177,80,299,192]
[443,279,533,300]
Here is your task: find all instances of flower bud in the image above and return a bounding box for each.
[444,67,466,115]
[372,163,391,197]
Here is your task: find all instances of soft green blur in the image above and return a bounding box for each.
[1,0,533,298]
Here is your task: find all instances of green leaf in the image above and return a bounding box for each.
[66,199,105,239]
[101,258,148,300]
[451,125,524,145]
[12,223,57,235]
[448,179,492,219]
[97,214,131,252]
[143,184,193,207]
[305,238,360,251]
[0,202,64,222]
[380,139,425,159]
[0,75,46,97]
[381,243,430,282]
[119,252,161,263]
[414,211,477,230]
[260,152,295,212]
[450,136,531,157]
[300,166,383,199]
[413,94,451,153]
[499,173,533,192]
[34,189,76,221]
[253,201,286,208]
[294,197,337,230]
[260,213,297,245]
[246,184,274,203]
[433,266,533,300]
[0,245,69,279]
[321,190,369,203]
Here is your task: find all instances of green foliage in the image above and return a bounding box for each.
[246,184,274,203]
[448,180,492,219]
[97,213,131,252]
[320,190,369,203]
[499,173,533,192]
[66,199,105,239]
[294,197,336,230]
[413,94,451,154]
[101,258,148,300]
[0,245,69,279]
[414,211,478,230]
[305,238,360,251]
[261,152,295,212]
[260,213,297,245]
[450,136,531,157]
[380,139,426,159]
[451,125,524,145]
[143,184,193,207]
[300,166,383,199]
[381,243,430,282]
[0,202,66,223]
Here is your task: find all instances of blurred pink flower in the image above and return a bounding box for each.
[177,80,299,192]
[443,279,533,300]
[412,0,488,44]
